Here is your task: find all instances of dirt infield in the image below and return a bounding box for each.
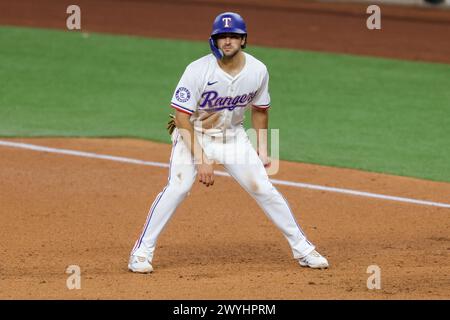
[0,138,449,299]
[0,0,449,299]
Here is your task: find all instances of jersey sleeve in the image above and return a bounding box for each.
[170,66,201,115]
[252,68,271,109]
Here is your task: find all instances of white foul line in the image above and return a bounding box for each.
[0,140,449,209]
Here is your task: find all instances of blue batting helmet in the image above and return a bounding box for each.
[211,12,247,37]
[209,12,247,59]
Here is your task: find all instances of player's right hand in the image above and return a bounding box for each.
[197,162,215,187]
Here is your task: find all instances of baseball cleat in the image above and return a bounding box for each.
[298,250,329,269]
[128,255,153,273]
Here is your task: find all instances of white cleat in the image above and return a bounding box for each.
[128,255,153,273]
[298,250,329,269]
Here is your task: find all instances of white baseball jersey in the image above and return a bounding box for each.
[170,52,270,136]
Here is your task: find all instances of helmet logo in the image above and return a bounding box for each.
[222,17,232,28]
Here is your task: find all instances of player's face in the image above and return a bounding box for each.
[216,33,245,58]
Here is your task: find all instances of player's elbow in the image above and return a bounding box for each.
[252,107,269,115]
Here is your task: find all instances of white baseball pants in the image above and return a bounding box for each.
[131,127,315,261]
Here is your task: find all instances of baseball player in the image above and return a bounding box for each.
[128,12,329,273]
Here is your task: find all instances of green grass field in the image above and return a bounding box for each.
[1,26,449,182]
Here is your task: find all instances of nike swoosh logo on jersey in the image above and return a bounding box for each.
[207,81,218,86]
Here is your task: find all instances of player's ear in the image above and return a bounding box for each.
[241,35,247,49]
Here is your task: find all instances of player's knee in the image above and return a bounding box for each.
[179,183,194,197]
[168,177,195,198]
[248,181,275,197]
